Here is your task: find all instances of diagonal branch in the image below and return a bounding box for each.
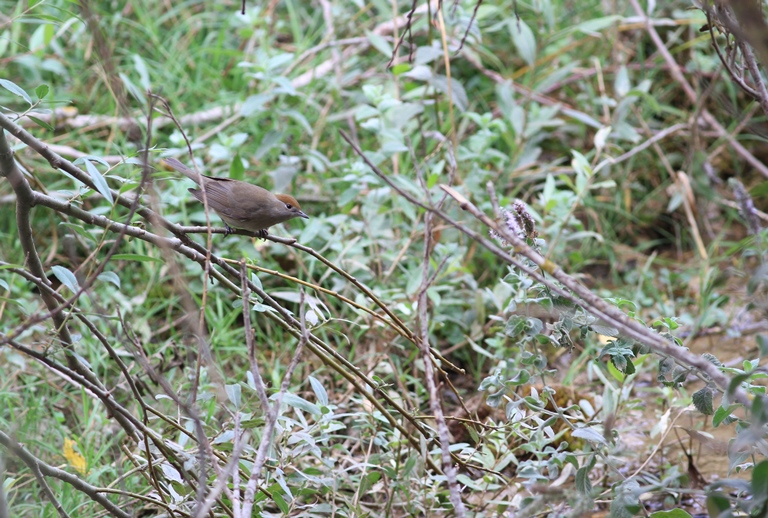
[339,129,749,408]
[0,430,132,518]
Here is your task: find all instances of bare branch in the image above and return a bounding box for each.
[241,291,308,516]
[417,209,466,515]
[241,261,271,414]
[0,431,132,518]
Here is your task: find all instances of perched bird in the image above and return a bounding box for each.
[164,157,308,237]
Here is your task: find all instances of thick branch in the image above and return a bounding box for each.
[0,128,104,387]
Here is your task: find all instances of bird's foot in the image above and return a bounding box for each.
[224,224,234,236]
[256,229,268,240]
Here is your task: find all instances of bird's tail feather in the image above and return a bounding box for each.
[163,157,202,185]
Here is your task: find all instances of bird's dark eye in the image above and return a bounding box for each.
[285,203,293,209]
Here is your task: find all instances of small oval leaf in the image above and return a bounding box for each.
[571,426,608,445]
[97,271,121,289]
[51,265,80,293]
[0,78,33,104]
[80,158,114,204]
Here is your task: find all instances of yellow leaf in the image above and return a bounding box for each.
[63,438,87,475]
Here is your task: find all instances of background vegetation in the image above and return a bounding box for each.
[1,0,768,516]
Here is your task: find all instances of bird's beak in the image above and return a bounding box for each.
[298,210,309,219]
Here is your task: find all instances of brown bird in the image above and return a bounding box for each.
[164,157,308,237]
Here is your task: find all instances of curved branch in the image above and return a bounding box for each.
[0,128,78,372]
[0,431,131,518]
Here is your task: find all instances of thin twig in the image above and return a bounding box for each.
[417,209,466,515]
[0,431,131,518]
[241,291,309,516]
[241,261,271,415]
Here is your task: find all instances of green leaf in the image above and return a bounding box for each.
[79,158,114,204]
[524,317,543,335]
[429,74,468,112]
[671,367,687,384]
[0,78,33,104]
[225,384,241,407]
[507,19,536,66]
[27,115,54,131]
[571,150,593,184]
[752,396,768,422]
[251,302,274,313]
[403,65,432,82]
[614,66,630,97]
[230,154,244,180]
[572,15,622,35]
[97,271,121,289]
[0,30,9,59]
[279,393,321,416]
[508,369,530,385]
[35,83,49,100]
[415,45,443,66]
[486,388,505,408]
[160,462,182,484]
[255,131,283,160]
[713,404,739,427]
[309,376,328,407]
[706,493,732,516]
[273,492,289,514]
[118,72,146,105]
[727,372,752,399]
[752,460,768,500]
[571,426,607,445]
[606,359,625,383]
[240,93,274,117]
[575,465,593,495]
[611,478,642,517]
[750,180,768,199]
[758,334,768,358]
[692,387,714,415]
[29,23,54,53]
[391,63,410,76]
[132,54,151,90]
[51,265,79,293]
[249,272,263,291]
[58,222,98,243]
[360,470,380,496]
[281,108,312,134]
[271,75,296,96]
[594,125,612,150]
[702,352,724,367]
[366,30,392,57]
[610,354,627,373]
[212,430,234,445]
[649,510,693,518]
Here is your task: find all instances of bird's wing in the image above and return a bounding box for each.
[190,181,272,222]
